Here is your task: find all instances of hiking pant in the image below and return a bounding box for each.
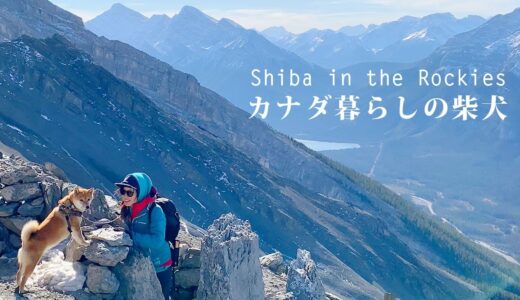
[157,266,173,300]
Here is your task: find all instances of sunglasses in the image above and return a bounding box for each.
[119,187,135,197]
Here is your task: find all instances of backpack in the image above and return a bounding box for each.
[148,197,181,266]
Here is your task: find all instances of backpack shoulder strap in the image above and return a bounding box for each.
[148,201,156,224]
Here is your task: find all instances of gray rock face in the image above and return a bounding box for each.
[175,268,200,289]
[42,180,62,215]
[86,264,120,294]
[0,257,17,281]
[262,266,293,300]
[0,202,19,217]
[113,250,164,300]
[261,252,287,275]
[64,238,87,262]
[175,221,204,300]
[17,199,45,217]
[86,228,133,247]
[287,250,325,300]
[0,165,38,185]
[84,240,129,267]
[0,182,42,202]
[31,197,45,206]
[8,234,21,248]
[82,189,117,223]
[179,247,200,269]
[61,183,79,197]
[0,222,7,242]
[0,155,64,220]
[43,162,69,181]
[197,213,264,300]
[0,216,33,235]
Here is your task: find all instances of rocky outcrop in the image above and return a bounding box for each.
[0,154,63,253]
[262,266,292,300]
[261,252,293,300]
[287,250,326,300]
[0,153,340,299]
[0,154,337,299]
[197,213,265,300]
[0,155,160,299]
[86,264,120,295]
[84,240,130,267]
[112,250,164,300]
[261,252,287,275]
[172,221,203,300]
[175,246,201,293]
[87,227,132,247]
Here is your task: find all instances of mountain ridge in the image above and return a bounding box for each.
[2,1,520,298]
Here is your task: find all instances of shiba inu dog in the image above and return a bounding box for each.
[16,187,94,293]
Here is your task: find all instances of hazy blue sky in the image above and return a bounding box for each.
[49,0,519,33]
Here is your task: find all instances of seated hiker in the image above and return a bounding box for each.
[116,172,173,300]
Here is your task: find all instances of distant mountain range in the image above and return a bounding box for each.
[1,0,520,298]
[87,4,329,124]
[262,13,485,68]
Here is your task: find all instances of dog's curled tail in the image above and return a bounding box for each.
[20,220,39,243]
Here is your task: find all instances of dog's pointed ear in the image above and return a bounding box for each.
[73,187,79,194]
[89,188,95,196]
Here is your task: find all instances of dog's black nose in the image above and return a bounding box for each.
[86,205,90,209]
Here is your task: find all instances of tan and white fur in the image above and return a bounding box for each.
[16,187,94,293]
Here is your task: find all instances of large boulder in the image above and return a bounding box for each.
[86,264,120,294]
[0,164,38,185]
[0,202,20,217]
[286,249,326,300]
[64,238,88,262]
[262,266,293,300]
[43,162,69,182]
[0,216,33,235]
[17,198,45,217]
[175,268,200,289]
[86,227,133,247]
[0,182,42,202]
[197,213,264,300]
[83,240,129,267]
[261,252,287,275]
[112,250,164,300]
[179,247,201,269]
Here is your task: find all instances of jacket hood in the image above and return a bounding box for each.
[130,172,153,202]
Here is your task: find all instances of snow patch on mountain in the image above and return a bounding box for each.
[403,28,432,41]
[475,240,520,266]
[411,195,436,215]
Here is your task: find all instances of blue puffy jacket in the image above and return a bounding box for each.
[123,172,172,272]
